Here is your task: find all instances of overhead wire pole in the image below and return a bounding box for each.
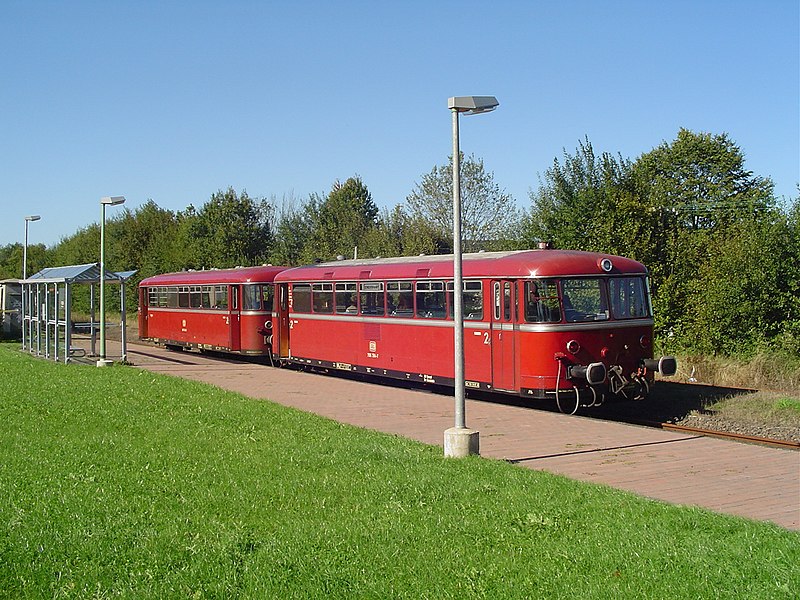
[443,96,499,458]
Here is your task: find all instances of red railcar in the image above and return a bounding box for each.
[138,266,285,356]
[273,249,675,413]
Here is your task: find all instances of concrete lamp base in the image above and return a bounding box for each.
[96,359,114,367]
[444,427,480,458]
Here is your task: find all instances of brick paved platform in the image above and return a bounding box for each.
[111,342,800,530]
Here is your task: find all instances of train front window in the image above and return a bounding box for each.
[524,279,561,323]
[243,285,259,310]
[610,277,650,319]
[561,279,608,322]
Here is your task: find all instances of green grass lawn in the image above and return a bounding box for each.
[1,344,797,599]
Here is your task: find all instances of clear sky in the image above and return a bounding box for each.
[2,0,798,248]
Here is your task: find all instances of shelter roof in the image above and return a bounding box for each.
[24,263,137,284]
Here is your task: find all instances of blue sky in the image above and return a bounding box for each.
[2,0,798,248]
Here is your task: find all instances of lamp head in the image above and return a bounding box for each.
[448,96,499,115]
[25,215,41,222]
[101,196,126,206]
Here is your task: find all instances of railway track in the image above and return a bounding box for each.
[655,421,800,450]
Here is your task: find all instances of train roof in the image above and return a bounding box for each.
[139,265,286,287]
[274,249,647,282]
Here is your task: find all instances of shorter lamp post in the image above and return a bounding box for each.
[22,215,41,352]
[97,196,125,367]
[23,215,41,280]
[444,95,499,458]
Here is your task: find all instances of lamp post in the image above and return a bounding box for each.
[444,96,499,458]
[23,215,41,280]
[97,196,125,367]
[22,215,41,352]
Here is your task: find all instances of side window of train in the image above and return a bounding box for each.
[178,286,190,309]
[312,283,334,314]
[213,285,228,310]
[359,281,385,316]
[386,281,413,316]
[280,284,288,311]
[503,281,512,321]
[609,277,649,319]
[335,282,357,314]
[167,287,179,308]
[446,280,483,320]
[292,284,311,313]
[416,281,446,319]
[494,282,501,321]
[524,279,561,323]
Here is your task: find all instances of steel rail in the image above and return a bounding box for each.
[658,422,800,451]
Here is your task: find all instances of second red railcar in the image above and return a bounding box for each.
[138,265,285,356]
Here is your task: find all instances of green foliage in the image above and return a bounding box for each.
[184,188,274,269]
[305,177,379,262]
[527,130,797,358]
[0,242,47,280]
[407,154,522,252]
[1,346,797,598]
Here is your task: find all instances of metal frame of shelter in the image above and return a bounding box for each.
[21,263,137,364]
[0,279,22,339]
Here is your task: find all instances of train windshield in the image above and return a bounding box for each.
[559,277,652,322]
[243,284,274,311]
[561,279,608,322]
[524,279,561,323]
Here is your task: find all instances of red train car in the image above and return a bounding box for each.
[273,249,675,413]
[138,266,285,356]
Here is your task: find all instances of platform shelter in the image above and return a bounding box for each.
[21,263,136,364]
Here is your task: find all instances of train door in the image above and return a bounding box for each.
[276,283,290,358]
[491,280,516,391]
[228,285,241,351]
[138,286,148,339]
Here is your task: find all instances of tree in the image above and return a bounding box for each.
[525,130,790,357]
[523,138,639,254]
[115,200,179,279]
[269,196,315,267]
[631,129,779,350]
[304,177,379,262]
[186,188,274,269]
[406,154,521,252]
[358,206,448,259]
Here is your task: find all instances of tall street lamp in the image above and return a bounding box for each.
[444,95,499,458]
[23,215,41,279]
[97,195,125,367]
